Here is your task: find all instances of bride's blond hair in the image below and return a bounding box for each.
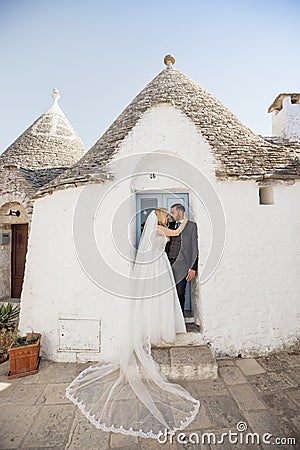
[155,208,169,227]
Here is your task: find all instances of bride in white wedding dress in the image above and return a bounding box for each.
[65,208,200,440]
[143,208,187,345]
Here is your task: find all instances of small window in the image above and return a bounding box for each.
[259,186,274,205]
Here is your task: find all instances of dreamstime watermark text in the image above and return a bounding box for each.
[157,421,297,446]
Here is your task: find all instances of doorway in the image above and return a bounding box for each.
[11,223,28,299]
[136,193,192,314]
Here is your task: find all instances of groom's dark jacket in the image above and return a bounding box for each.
[165,220,199,284]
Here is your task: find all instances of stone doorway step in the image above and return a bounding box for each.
[151,340,218,381]
[184,310,195,323]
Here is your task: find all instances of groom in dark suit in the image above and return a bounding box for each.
[165,203,199,314]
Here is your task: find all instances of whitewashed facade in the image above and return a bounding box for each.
[17,58,300,361]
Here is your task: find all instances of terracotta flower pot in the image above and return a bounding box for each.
[7,333,41,379]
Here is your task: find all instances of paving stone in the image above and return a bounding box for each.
[291,415,300,433]
[20,446,65,450]
[276,352,300,368]
[36,383,70,404]
[17,446,65,450]
[286,389,300,407]
[0,359,10,376]
[248,371,298,393]
[20,404,76,448]
[110,429,140,449]
[66,409,110,449]
[21,359,55,383]
[0,405,41,449]
[185,401,211,431]
[139,434,177,449]
[176,434,211,450]
[35,362,86,384]
[204,395,246,428]
[244,410,293,450]
[6,382,46,405]
[256,355,286,372]
[235,358,266,376]
[179,378,230,398]
[73,362,94,375]
[261,391,299,417]
[286,354,300,367]
[275,415,300,442]
[228,384,266,410]
[218,366,248,385]
[0,378,22,404]
[109,446,140,450]
[285,367,300,385]
[216,358,235,367]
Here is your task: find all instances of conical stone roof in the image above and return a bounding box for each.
[35,57,300,198]
[0,89,86,190]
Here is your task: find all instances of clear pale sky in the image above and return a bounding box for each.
[0,0,299,154]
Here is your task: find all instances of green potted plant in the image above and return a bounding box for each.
[0,303,20,364]
[7,331,42,379]
[0,303,20,330]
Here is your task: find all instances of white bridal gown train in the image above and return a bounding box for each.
[65,210,200,440]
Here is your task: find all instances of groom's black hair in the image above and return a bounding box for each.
[171,203,185,212]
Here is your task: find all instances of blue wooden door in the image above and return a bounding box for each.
[136,193,191,312]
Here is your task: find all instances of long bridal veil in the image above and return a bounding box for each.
[65,210,200,440]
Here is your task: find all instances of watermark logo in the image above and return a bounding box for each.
[157,421,297,446]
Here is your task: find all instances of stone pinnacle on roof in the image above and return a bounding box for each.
[52,88,60,101]
[43,88,64,117]
[46,87,62,114]
[164,54,175,68]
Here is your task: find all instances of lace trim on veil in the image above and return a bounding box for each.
[65,363,200,439]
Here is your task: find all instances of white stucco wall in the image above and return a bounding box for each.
[272,96,300,141]
[18,185,130,363]
[203,179,300,356]
[19,103,300,361]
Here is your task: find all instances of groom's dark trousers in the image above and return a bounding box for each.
[165,220,199,314]
[169,257,188,313]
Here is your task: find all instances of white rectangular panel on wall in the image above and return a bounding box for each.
[58,318,101,351]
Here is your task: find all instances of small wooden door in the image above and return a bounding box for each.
[11,224,28,298]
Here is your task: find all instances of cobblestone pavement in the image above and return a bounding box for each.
[0,351,299,449]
